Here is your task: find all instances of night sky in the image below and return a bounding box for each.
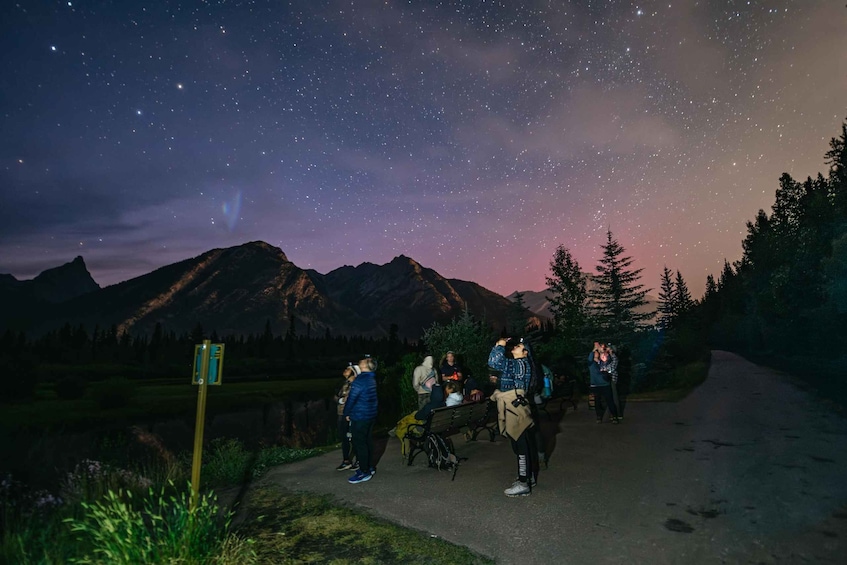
[1,1,845,297]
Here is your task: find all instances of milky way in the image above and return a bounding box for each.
[1,1,845,297]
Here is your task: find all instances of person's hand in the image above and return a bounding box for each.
[346,416,350,422]
[496,338,507,347]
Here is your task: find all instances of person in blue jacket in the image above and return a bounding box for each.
[488,337,540,497]
[344,356,379,484]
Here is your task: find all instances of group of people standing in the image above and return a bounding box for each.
[332,339,628,495]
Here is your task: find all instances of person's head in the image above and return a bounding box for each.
[444,380,460,395]
[358,356,377,373]
[504,337,528,359]
[445,351,455,365]
[606,343,615,354]
[343,366,356,380]
[593,341,601,351]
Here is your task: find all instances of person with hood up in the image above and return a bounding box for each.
[412,355,437,410]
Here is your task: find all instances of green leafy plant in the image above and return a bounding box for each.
[422,308,495,384]
[201,438,323,487]
[65,482,255,564]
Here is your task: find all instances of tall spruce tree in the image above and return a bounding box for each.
[704,274,718,299]
[590,229,652,340]
[545,244,588,342]
[657,266,675,330]
[508,291,529,335]
[673,270,695,317]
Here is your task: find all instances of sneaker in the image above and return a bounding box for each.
[514,476,537,487]
[504,481,531,497]
[336,461,353,471]
[611,417,619,425]
[369,467,376,475]
[350,461,360,471]
[348,470,372,484]
[596,419,603,424]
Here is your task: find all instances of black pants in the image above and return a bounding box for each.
[510,427,539,482]
[350,418,375,471]
[591,385,618,419]
[337,416,354,462]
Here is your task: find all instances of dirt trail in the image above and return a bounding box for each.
[259,351,847,564]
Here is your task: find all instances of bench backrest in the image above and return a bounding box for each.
[426,401,496,435]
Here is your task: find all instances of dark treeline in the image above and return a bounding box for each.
[0,318,415,402]
[696,119,847,397]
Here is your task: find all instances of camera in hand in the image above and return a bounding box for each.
[511,394,529,407]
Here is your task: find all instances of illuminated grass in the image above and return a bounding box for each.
[237,487,492,565]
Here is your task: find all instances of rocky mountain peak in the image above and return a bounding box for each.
[30,256,100,303]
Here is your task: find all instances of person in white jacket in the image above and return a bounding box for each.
[412,355,437,409]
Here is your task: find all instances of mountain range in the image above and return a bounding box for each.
[0,241,540,340]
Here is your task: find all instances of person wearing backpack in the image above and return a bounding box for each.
[488,337,539,497]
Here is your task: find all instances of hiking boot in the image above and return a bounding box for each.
[348,470,372,484]
[504,481,531,497]
[336,461,353,471]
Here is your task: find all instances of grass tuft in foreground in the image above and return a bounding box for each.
[64,482,255,565]
[237,486,493,564]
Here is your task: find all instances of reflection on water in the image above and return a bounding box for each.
[1,394,338,488]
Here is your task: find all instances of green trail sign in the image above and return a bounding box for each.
[192,342,224,385]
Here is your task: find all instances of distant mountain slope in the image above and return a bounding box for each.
[5,242,531,340]
[49,241,367,337]
[0,256,100,330]
[320,255,535,338]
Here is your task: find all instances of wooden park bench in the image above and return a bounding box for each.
[537,378,578,419]
[403,400,498,480]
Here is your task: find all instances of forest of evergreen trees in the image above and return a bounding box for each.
[0,319,412,402]
[694,120,847,396]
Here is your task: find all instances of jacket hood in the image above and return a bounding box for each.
[422,356,434,369]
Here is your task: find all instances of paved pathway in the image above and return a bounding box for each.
[260,351,847,563]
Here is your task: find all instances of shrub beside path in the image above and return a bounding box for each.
[259,351,847,564]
